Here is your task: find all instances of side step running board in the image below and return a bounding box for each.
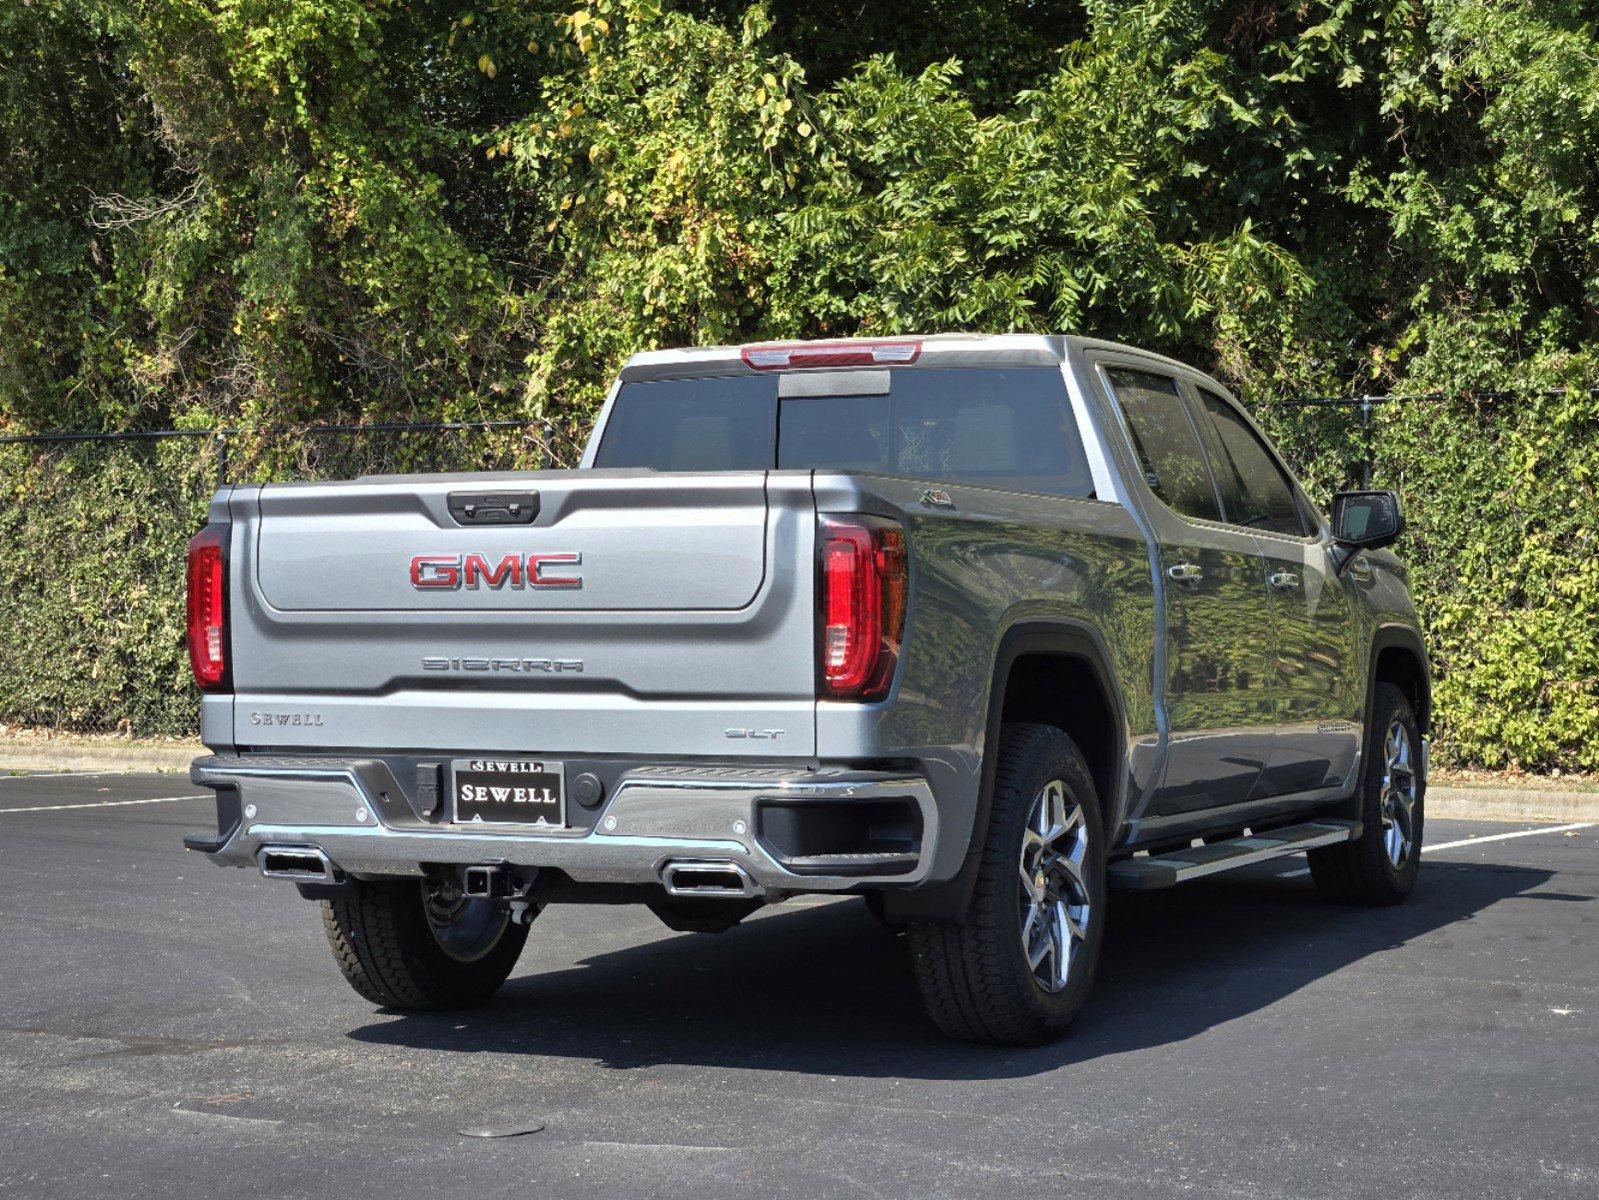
[1108,820,1359,891]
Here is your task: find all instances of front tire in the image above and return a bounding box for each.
[908,723,1106,1046]
[321,878,529,1010]
[1309,681,1424,905]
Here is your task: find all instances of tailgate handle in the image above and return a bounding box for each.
[447,491,539,526]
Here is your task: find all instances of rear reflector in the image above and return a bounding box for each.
[742,340,921,371]
[186,526,229,691]
[818,515,907,700]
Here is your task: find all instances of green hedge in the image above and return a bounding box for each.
[3,0,1598,767]
[1260,385,1599,771]
[0,429,546,735]
[0,441,204,735]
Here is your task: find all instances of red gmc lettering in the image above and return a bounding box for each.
[528,552,583,589]
[409,553,583,590]
[463,553,523,589]
[410,555,460,589]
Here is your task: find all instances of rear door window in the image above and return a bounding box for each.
[596,367,1095,498]
[1105,368,1223,522]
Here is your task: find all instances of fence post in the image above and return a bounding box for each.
[1360,395,1374,489]
[214,431,229,488]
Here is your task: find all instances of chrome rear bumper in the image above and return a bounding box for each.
[188,755,938,896]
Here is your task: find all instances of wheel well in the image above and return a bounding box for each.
[1375,645,1430,733]
[1000,653,1119,820]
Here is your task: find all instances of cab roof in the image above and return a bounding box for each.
[617,333,1200,385]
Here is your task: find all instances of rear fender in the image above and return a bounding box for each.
[881,620,1126,923]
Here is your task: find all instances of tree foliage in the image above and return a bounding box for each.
[2,0,1597,766]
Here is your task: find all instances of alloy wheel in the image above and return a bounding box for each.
[1380,720,1419,868]
[1018,780,1093,993]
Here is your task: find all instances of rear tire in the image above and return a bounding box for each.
[1309,682,1424,905]
[907,723,1106,1046]
[321,878,529,1010]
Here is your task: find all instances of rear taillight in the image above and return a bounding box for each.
[741,340,921,370]
[186,525,229,691]
[818,516,907,700]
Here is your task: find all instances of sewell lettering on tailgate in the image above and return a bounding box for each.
[410,552,583,590]
[249,710,326,727]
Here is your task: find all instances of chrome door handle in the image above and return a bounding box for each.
[1167,562,1204,583]
[1268,571,1301,590]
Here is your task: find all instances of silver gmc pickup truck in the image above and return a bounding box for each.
[183,334,1429,1045]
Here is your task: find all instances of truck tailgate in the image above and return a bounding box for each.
[227,471,818,757]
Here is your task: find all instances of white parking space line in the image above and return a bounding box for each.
[0,795,204,815]
[1423,822,1594,852]
[0,770,120,783]
[1277,821,1594,877]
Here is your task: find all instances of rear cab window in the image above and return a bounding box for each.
[594,367,1096,499]
[589,376,777,471]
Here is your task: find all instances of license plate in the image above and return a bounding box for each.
[451,758,565,829]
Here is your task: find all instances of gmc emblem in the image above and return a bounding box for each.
[410,552,583,590]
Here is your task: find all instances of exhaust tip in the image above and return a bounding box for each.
[660,859,759,899]
[258,845,335,883]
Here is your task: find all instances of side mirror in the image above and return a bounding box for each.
[1330,489,1405,558]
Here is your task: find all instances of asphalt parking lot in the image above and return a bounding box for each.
[0,772,1594,1199]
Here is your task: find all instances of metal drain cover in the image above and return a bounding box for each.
[457,1120,546,1139]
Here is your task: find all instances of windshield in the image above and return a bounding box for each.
[593,367,1095,498]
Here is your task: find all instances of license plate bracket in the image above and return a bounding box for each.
[450,758,566,829]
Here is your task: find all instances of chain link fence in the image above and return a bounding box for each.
[1,417,580,486]
[1260,388,1599,490]
[0,419,581,737]
[3,390,1597,769]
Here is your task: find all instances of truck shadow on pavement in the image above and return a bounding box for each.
[347,860,1558,1079]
